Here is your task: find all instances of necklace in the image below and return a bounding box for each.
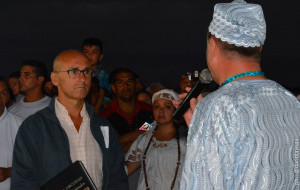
[220,71,264,87]
[142,127,181,190]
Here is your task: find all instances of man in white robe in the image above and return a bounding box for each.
[175,0,300,189]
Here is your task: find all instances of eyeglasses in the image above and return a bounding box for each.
[55,68,94,79]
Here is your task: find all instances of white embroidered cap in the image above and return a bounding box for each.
[152,89,179,104]
[208,0,266,47]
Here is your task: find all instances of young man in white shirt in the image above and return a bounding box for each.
[0,77,23,190]
[8,60,51,119]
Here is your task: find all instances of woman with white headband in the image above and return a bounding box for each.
[125,89,187,190]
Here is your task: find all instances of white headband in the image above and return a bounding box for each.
[152,89,179,104]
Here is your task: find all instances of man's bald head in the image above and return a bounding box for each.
[51,49,93,103]
[53,50,91,71]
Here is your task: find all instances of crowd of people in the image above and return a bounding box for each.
[0,37,192,190]
[0,0,300,190]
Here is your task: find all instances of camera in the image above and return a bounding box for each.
[186,70,199,82]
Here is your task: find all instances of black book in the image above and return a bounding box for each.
[40,160,98,190]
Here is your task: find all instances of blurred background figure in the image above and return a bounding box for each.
[86,77,112,111]
[136,90,152,105]
[178,71,200,93]
[146,82,164,96]
[7,72,24,104]
[179,74,193,93]
[290,88,300,101]
[43,77,57,97]
[135,74,146,92]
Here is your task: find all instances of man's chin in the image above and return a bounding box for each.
[69,91,89,100]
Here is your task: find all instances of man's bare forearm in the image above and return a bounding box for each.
[120,129,144,152]
[0,167,12,182]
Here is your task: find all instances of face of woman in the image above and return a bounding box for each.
[153,98,175,125]
[8,77,20,96]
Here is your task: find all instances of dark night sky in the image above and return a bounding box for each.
[1,0,299,89]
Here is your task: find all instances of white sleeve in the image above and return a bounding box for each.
[125,132,152,162]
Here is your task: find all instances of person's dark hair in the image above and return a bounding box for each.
[0,76,6,82]
[44,76,51,83]
[43,76,58,97]
[22,60,48,78]
[8,71,20,79]
[137,90,152,99]
[109,68,137,84]
[207,32,261,62]
[82,38,103,53]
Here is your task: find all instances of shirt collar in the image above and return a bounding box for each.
[0,107,7,121]
[55,98,88,119]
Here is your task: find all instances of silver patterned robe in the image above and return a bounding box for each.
[180,80,300,190]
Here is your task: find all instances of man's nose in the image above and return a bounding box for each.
[78,71,87,81]
[85,52,92,60]
[19,75,23,82]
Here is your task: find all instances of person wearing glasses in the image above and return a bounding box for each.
[11,50,129,190]
[8,60,51,119]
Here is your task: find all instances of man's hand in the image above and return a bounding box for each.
[0,167,12,182]
[120,128,145,152]
[173,87,204,126]
[179,75,192,93]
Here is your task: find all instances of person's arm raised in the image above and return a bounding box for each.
[173,87,204,126]
[119,128,144,152]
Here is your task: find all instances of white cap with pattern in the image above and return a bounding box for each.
[152,89,179,104]
[208,0,266,47]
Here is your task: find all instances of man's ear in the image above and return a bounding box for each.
[260,46,263,52]
[207,37,217,63]
[37,76,45,85]
[51,72,58,86]
[210,37,218,57]
[99,54,104,62]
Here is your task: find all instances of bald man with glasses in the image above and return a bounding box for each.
[11,50,129,190]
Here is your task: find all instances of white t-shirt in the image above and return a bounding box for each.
[0,108,23,190]
[8,96,51,119]
[15,94,24,103]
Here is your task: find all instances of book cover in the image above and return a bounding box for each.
[40,160,98,190]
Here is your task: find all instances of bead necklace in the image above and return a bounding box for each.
[142,126,181,190]
[220,71,264,87]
